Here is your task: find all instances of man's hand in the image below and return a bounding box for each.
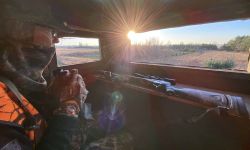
[48,69,88,117]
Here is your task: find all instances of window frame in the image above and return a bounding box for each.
[127,20,250,73]
[55,36,103,67]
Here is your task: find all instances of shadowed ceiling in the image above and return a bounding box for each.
[51,0,250,33]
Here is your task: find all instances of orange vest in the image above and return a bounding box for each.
[0,82,45,143]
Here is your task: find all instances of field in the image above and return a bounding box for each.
[56,47,249,71]
[56,47,101,66]
[131,49,248,71]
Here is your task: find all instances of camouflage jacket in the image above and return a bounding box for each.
[0,82,82,150]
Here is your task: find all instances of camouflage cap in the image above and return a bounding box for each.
[0,0,73,33]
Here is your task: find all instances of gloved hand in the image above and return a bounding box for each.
[48,69,88,117]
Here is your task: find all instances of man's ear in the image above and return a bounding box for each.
[248,48,250,73]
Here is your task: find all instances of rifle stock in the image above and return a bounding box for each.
[171,87,249,118]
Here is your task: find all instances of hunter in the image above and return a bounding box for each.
[0,0,88,149]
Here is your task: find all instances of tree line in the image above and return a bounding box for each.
[221,35,250,51]
[132,35,250,51]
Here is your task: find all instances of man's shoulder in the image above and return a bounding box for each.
[0,81,26,127]
[0,81,17,109]
[0,81,39,127]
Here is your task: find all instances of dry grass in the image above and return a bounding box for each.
[131,49,249,71]
[56,47,249,71]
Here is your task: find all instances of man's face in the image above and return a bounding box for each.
[20,26,58,69]
[1,22,60,91]
[8,25,58,73]
[32,26,59,49]
[15,26,59,80]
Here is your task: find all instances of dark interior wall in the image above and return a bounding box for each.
[151,97,250,150]
[87,80,250,150]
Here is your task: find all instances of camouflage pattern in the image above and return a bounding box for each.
[0,20,35,43]
[0,0,72,33]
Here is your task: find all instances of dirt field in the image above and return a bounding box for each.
[131,47,249,71]
[56,47,249,71]
[56,47,101,66]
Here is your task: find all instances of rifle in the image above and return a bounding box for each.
[96,70,249,119]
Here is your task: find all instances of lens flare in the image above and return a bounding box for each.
[98,91,125,133]
[111,91,123,103]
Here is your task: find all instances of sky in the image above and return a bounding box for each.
[56,37,99,47]
[130,19,250,45]
[56,19,250,46]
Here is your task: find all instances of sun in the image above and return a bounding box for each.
[127,31,136,40]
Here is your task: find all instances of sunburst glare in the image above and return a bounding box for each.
[127,31,136,40]
[98,0,166,72]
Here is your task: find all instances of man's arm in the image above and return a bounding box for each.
[37,69,88,150]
